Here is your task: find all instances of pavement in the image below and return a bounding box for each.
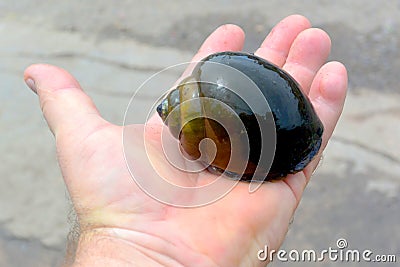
[0,1,399,266]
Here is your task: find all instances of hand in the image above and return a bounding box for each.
[24,15,347,267]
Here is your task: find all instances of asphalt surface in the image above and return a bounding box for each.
[0,1,399,266]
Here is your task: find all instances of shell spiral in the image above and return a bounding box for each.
[157,52,323,181]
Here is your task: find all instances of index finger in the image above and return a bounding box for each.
[181,24,245,78]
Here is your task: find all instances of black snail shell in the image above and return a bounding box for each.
[157,51,323,181]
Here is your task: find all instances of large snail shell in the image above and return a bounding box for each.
[157,52,323,181]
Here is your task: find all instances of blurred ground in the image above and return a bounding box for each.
[0,0,399,266]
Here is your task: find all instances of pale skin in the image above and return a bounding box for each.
[24,15,347,266]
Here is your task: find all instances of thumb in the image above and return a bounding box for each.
[24,64,107,139]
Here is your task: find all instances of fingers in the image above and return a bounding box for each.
[254,15,331,95]
[181,24,245,78]
[255,14,311,67]
[310,61,348,148]
[283,28,331,94]
[24,64,107,138]
[281,62,347,202]
[194,24,245,61]
[306,61,348,174]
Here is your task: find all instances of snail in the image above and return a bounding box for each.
[157,51,323,181]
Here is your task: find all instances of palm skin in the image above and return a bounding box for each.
[24,15,347,266]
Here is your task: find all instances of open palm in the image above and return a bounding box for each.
[25,15,347,266]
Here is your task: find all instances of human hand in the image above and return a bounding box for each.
[24,14,347,267]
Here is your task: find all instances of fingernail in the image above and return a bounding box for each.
[25,78,37,93]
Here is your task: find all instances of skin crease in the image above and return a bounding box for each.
[24,15,347,267]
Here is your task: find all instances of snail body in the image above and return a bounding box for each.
[157,52,323,181]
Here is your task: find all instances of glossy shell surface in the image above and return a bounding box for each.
[157,52,323,181]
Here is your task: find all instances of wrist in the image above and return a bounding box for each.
[68,227,219,267]
[70,229,155,266]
